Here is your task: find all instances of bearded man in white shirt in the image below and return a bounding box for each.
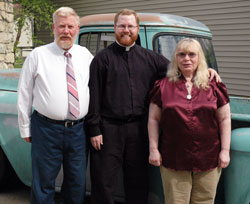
[17,7,93,204]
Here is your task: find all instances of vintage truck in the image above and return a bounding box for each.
[0,13,250,203]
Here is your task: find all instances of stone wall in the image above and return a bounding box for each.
[0,0,14,69]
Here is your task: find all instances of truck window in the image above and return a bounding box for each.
[79,32,115,55]
[78,32,142,56]
[153,35,218,71]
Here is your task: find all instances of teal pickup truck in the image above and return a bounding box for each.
[0,13,250,203]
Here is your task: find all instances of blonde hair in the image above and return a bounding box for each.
[167,38,209,89]
[114,8,140,26]
[53,7,80,25]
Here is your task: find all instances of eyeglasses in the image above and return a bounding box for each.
[177,52,197,58]
[116,24,138,30]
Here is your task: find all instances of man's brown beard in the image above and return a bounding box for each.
[115,33,138,46]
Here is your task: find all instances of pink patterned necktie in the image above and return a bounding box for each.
[64,51,80,119]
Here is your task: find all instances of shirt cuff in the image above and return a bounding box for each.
[19,126,31,138]
[86,125,101,137]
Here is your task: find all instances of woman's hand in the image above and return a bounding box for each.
[149,149,162,166]
[218,149,230,168]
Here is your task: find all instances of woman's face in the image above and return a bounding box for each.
[177,48,199,75]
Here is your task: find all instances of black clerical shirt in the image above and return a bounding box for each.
[85,42,169,137]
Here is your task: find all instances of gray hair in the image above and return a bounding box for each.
[53,7,80,25]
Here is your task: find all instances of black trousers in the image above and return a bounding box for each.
[90,117,149,204]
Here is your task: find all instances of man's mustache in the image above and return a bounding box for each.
[59,35,72,40]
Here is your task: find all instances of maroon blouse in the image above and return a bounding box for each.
[150,77,229,171]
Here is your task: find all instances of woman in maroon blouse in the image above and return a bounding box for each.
[148,38,231,204]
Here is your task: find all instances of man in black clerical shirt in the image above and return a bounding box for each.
[85,8,219,204]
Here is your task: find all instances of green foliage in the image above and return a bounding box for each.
[13,0,57,55]
[14,56,24,68]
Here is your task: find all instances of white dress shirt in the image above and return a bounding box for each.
[17,42,93,138]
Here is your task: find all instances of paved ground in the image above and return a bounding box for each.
[0,180,122,204]
[0,182,31,204]
[0,181,61,204]
[0,180,91,204]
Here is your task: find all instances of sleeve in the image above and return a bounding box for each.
[156,53,169,80]
[149,80,162,108]
[85,54,104,137]
[17,51,36,138]
[213,81,230,108]
[85,47,94,64]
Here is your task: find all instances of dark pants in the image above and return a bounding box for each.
[30,112,87,204]
[90,117,149,204]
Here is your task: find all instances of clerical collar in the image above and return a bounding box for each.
[116,41,135,51]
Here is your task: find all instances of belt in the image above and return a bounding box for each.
[34,110,84,127]
[102,115,145,123]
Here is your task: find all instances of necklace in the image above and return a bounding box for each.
[185,82,193,100]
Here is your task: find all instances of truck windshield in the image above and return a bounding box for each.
[153,34,218,70]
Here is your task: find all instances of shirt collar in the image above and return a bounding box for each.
[115,40,135,51]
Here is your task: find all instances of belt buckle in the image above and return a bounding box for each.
[127,117,132,122]
[127,116,135,122]
[64,121,74,127]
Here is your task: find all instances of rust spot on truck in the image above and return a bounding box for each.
[79,13,210,34]
[139,14,163,23]
[0,72,20,79]
[80,13,163,27]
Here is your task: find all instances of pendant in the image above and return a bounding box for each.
[187,94,192,100]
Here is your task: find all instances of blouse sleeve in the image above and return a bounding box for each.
[149,79,162,108]
[212,80,230,108]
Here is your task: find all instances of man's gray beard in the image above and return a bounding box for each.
[59,41,73,50]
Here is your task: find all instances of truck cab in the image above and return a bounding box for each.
[78,13,218,71]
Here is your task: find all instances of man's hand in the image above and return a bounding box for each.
[24,137,31,143]
[90,135,103,150]
[208,68,221,82]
